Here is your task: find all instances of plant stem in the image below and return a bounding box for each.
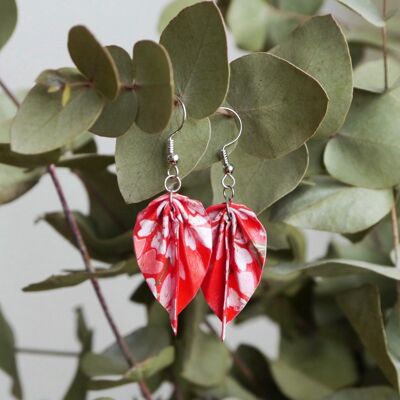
[391,190,400,268]
[16,347,79,358]
[0,77,153,400]
[382,0,389,90]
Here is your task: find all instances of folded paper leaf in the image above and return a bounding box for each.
[133,193,212,334]
[202,203,267,340]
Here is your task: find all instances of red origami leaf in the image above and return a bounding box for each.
[133,193,212,334]
[202,202,267,340]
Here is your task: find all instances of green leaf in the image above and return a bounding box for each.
[271,15,353,139]
[271,177,393,233]
[82,326,174,386]
[326,387,400,400]
[324,89,400,189]
[211,145,308,214]
[68,25,119,99]
[0,163,43,204]
[227,53,327,159]
[160,2,229,118]
[337,285,400,390]
[42,212,132,262]
[23,258,137,292]
[157,0,201,33]
[90,46,137,137]
[306,138,328,176]
[0,0,17,50]
[337,0,385,27]
[353,58,400,93]
[227,0,270,52]
[63,308,93,400]
[181,168,213,208]
[198,376,259,400]
[116,113,210,203]
[271,336,358,400]
[133,40,174,133]
[11,83,104,154]
[56,154,114,171]
[0,307,23,399]
[265,259,400,282]
[277,0,323,15]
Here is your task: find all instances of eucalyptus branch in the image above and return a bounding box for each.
[0,77,153,400]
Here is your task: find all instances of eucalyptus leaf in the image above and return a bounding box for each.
[63,308,93,400]
[326,387,400,400]
[353,58,400,93]
[271,177,393,233]
[271,336,358,400]
[23,258,137,292]
[337,285,400,390]
[160,1,229,118]
[90,46,137,137]
[277,0,323,15]
[82,326,174,383]
[198,376,259,400]
[227,53,327,159]
[271,15,353,138]
[0,0,17,50]
[68,26,119,99]
[56,154,114,171]
[337,0,385,27]
[0,307,23,400]
[133,40,174,133]
[227,0,270,52]
[211,145,308,214]
[11,84,104,154]
[265,259,400,281]
[324,89,400,189]
[157,0,201,33]
[116,113,210,203]
[42,212,132,263]
[0,163,43,204]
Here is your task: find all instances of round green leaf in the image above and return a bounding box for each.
[271,336,358,400]
[90,46,137,137]
[227,53,327,159]
[324,89,400,189]
[0,163,42,204]
[11,84,104,154]
[116,113,210,203]
[337,285,400,390]
[227,0,270,52]
[271,177,393,233]
[133,40,174,133]
[160,1,229,119]
[195,112,238,171]
[326,387,400,400]
[271,15,353,139]
[0,0,17,50]
[354,58,400,93]
[157,0,201,33]
[337,0,385,27]
[277,0,323,15]
[211,145,308,214]
[68,25,119,100]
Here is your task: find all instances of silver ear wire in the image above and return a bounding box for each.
[218,107,243,215]
[165,97,187,198]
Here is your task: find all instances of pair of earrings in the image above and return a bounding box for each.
[133,99,267,340]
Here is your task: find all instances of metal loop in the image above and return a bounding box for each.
[164,175,182,193]
[223,186,235,201]
[167,164,179,178]
[222,173,236,189]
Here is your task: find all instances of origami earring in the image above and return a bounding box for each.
[133,99,212,334]
[202,107,267,340]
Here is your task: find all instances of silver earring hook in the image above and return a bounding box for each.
[165,97,187,198]
[219,107,243,158]
[217,107,243,216]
